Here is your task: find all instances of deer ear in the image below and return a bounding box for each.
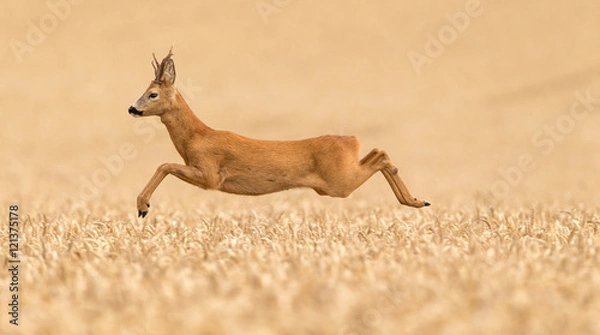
[161,59,176,86]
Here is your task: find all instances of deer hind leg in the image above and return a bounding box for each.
[319,149,430,208]
[312,148,382,198]
[359,148,381,165]
[369,150,430,208]
[136,163,221,218]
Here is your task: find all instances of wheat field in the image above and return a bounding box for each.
[2,1,600,334]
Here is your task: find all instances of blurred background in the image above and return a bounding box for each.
[2,0,599,212]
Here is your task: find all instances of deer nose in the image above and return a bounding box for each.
[128,106,143,117]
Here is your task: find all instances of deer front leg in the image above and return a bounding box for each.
[136,163,219,218]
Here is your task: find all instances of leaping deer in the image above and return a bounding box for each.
[129,49,430,218]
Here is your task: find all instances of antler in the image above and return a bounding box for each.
[152,47,174,84]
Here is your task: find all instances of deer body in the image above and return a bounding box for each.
[129,49,429,217]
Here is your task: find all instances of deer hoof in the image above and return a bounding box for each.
[138,210,148,218]
[424,200,431,207]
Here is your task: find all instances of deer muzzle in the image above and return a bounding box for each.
[128,106,143,117]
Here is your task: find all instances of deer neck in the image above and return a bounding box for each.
[160,91,211,163]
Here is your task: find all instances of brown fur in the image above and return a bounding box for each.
[129,49,430,217]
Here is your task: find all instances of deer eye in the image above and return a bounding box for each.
[149,92,159,99]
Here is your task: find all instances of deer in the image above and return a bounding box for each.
[128,48,430,218]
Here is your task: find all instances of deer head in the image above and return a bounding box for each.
[129,48,177,118]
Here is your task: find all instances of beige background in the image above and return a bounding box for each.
[2,0,599,209]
